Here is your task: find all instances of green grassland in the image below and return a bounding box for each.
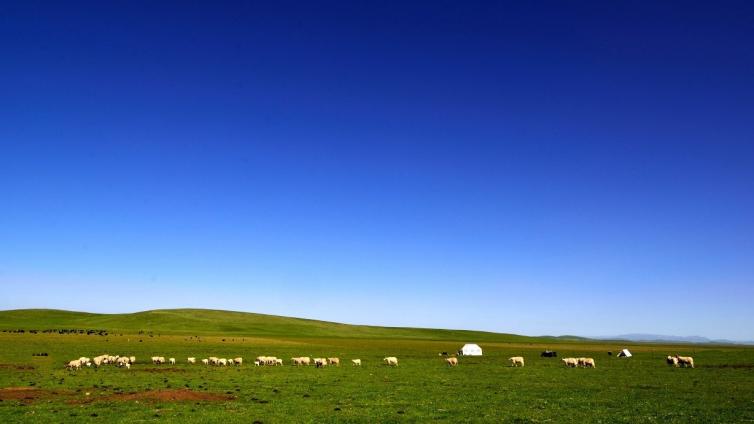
[1,309,753,423]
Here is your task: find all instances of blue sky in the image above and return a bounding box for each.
[1,1,753,340]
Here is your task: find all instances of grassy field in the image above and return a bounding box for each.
[1,309,753,423]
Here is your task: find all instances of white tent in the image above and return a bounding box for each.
[459,343,483,356]
[617,348,632,358]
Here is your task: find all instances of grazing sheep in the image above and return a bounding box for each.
[676,355,694,368]
[275,358,283,366]
[66,360,81,370]
[218,358,228,366]
[352,359,362,366]
[254,360,260,366]
[666,356,679,367]
[125,363,131,370]
[169,358,176,365]
[129,356,136,364]
[509,356,525,367]
[300,357,311,366]
[579,358,596,368]
[314,358,327,368]
[291,357,302,366]
[202,359,209,365]
[327,358,340,366]
[446,357,458,367]
[562,358,579,367]
[233,357,243,366]
[187,357,196,364]
[383,357,398,366]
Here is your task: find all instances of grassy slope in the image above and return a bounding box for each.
[0,308,585,343]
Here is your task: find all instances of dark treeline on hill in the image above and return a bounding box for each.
[1,328,108,335]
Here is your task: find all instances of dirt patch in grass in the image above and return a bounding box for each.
[0,364,35,370]
[71,389,234,404]
[0,387,69,403]
[699,364,754,369]
[137,367,189,373]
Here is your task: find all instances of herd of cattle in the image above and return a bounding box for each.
[65,352,694,370]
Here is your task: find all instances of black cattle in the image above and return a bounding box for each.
[540,350,557,357]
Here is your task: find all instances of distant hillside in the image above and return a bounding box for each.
[599,333,753,345]
[0,308,578,343]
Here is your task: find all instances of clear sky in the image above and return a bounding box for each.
[1,1,753,340]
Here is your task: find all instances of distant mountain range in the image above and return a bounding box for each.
[596,333,754,345]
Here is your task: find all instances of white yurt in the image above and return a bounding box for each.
[617,348,632,358]
[459,343,483,356]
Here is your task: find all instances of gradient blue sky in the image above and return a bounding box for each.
[2,1,753,340]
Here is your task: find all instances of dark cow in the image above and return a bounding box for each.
[541,350,557,358]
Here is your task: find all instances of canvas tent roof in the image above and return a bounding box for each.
[617,348,632,357]
[459,343,483,356]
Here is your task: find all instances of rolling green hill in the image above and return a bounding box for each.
[0,308,585,343]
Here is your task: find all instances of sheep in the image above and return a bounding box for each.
[291,357,302,366]
[218,358,228,366]
[187,357,196,364]
[446,357,458,367]
[275,358,283,366]
[579,358,596,368]
[300,357,311,366]
[327,357,340,366]
[314,358,327,368]
[129,356,136,364]
[202,358,209,365]
[352,359,362,366]
[209,357,219,365]
[233,357,243,365]
[509,356,525,367]
[169,358,176,365]
[66,360,81,370]
[676,355,694,368]
[666,356,679,367]
[254,360,260,366]
[93,355,108,367]
[125,362,131,370]
[562,358,579,367]
[383,357,398,366]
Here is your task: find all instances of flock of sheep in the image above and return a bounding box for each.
[66,353,694,370]
[666,355,695,368]
[561,357,597,368]
[65,354,399,370]
[65,354,134,370]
